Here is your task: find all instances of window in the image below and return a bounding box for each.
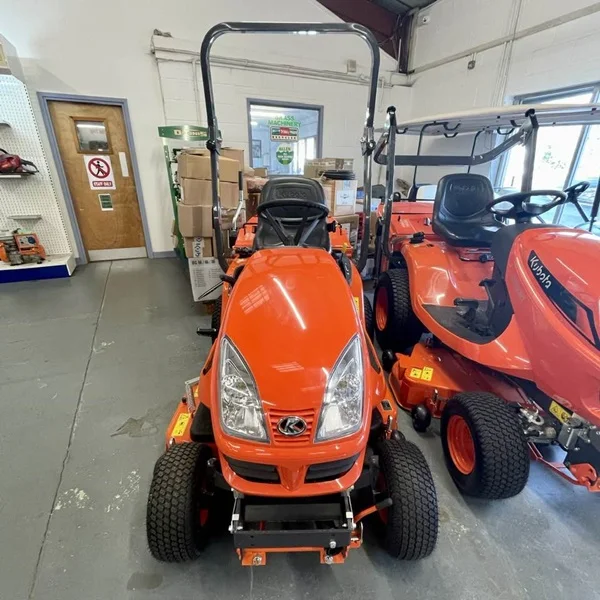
[73,119,110,153]
[248,101,322,175]
[496,85,600,233]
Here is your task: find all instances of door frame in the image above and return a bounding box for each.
[38,92,153,263]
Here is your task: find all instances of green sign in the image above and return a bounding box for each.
[276,144,294,166]
[158,125,210,141]
[267,116,301,128]
[98,193,113,211]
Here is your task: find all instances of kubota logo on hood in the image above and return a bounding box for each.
[528,251,552,289]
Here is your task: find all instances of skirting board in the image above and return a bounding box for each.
[0,253,76,283]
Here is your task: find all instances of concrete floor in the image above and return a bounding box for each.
[1,258,598,600]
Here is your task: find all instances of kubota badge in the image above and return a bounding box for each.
[84,155,116,190]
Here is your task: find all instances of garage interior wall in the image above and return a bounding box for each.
[396,0,600,183]
[2,0,407,258]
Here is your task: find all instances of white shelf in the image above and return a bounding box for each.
[8,214,42,220]
[0,172,34,179]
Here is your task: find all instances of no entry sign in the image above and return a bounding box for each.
[84,155,116,190]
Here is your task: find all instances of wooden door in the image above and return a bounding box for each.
[48,101,146,261]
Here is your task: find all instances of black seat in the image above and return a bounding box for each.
[254,177,330,251]
[432,174,501,247]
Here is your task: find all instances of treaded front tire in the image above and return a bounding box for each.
[374,269,424,353]
[146,442,211,562]
[211,297,222,343]
[378,439,438,559]
[364,294,374,341]
[441,392,530,499]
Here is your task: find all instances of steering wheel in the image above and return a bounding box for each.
[564,181,591,223]
[256,199,329,246]
[487,190,567,223]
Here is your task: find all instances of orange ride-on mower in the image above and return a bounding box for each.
[146,22,438,567]
[372,104,600,498]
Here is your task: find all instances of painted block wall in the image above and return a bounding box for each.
[2,0,403,256]
[398,0,600,182]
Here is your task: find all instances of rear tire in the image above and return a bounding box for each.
[146,443,212,562]
[374,270,424,353]
[441,392,530,499]
[377,439,438,559]
[363,295,374,341]
[211,297,222,343]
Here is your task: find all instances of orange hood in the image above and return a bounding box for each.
[220,248,362,414]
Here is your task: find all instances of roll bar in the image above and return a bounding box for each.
[372,107,540,277]
[200,22,381,272]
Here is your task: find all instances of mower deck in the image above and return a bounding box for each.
[388,342,600,492]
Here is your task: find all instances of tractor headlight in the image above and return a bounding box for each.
[316,336,364,442]
[219,337,268,442]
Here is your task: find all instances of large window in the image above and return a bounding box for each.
[497,85,600,233]
[248,100,322,175]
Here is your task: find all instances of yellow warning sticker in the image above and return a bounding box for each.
[172,412,191,437]
[421,367,434,381]
[409,367,423,379]
[353,297,360,310]
[409,366,434,381]
[549,401,572,424]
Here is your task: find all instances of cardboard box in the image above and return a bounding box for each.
[321,178,357,216]
[177,203,236,238]
[221,147,245,170]
[181,178,239,209]
[183,236,214,259]
[188,258,222,302]
[304,158,354,179]
[177,150,239,183]
[253,167,268,178]
[334,214,360,246]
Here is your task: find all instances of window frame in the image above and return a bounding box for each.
[246,98,324,171]
[495,83,600,217]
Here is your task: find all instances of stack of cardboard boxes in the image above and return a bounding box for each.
[305,158,359,245]
[177,148,245,258]
[176,147,245,302]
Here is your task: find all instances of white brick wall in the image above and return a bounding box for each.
[2,0,403,255]
[394,0,600,182]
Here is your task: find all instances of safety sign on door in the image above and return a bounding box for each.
[84,155,116,190]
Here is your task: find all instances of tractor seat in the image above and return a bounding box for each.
[432,174,502,247]
[254,176,330,251]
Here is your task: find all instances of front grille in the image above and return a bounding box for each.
[305,454,359,483]
[226,457,280,483]
[268,408,315,445]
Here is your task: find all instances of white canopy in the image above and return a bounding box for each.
[393,104,600,136]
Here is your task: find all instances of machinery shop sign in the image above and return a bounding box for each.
[84,155,116,190]
[269,116,300,142]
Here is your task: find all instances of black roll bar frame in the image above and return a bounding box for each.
[200,22,381,272]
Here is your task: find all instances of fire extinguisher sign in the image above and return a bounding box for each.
[84,155,116,190]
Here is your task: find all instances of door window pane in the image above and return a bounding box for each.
[248,103,321,175]
[74,120,110,153]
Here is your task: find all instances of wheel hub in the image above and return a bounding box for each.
[447,415,476,475]
[375,288,389,330]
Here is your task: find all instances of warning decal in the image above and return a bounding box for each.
[84,155,116,190]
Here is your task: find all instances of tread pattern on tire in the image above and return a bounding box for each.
[375,269,424,352]
[442,392,530,499]
[363,294,374,341]
[146,442,208,562]
[379,439,438,559]
[211,297,222,342]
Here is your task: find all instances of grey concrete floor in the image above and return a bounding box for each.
[0,258,598,600]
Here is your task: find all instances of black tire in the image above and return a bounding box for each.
[441,392,530,499]
[210,297,222,343]
[378,439,438,559]
[146,443,212,562]
[363,295,374,341]
[374,269,424,353]
[381,349,397,373]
